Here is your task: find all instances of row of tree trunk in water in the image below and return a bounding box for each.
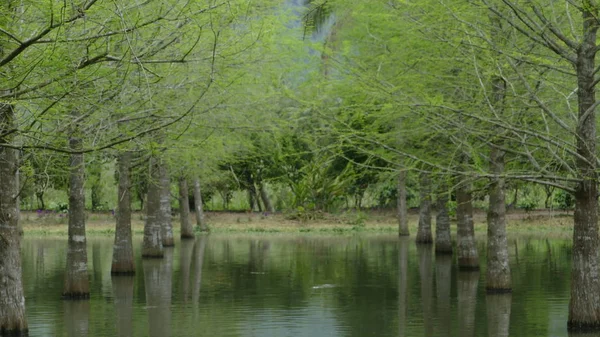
[0,115,210,335]
[396,171,512,293]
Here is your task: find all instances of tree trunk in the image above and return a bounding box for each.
[435,189,452,254]
[63,117,90,299]
[259,182,274,213]
[569,8,600,329]
[112,276,134,337]
[179,178,194,239]
[142,157,164,258]
[160,164,174,247]
[486,14,511,293]
[111,151,135,275]
[486,294,511,337]
[458,271,479,337]
[416,172,433,244]
[456,179,479,270]
[0,103,28,334]
[90,167,102,211]
[397,170,409,236]
[397,236,409,337]
[487,147,511,291]
[36,191,45,210]
[193,177,208,231]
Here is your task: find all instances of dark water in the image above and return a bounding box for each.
[20,234,575,337]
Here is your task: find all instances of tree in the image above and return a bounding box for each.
[111,151,135,274]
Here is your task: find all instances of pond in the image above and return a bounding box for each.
[21,234,574,337]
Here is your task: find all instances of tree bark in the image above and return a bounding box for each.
[569,5,600,329]
[160,164,174,247]
[416,172,433,244]
[193,177,208,231]
[63,114,90,298]
[0,103,28,334]
[397,170,409,236]
[179,177,194,239]
[456,178,479,270]
[111,151,135,275]
[435,188,452,254]
[487,146,511,291]
[142,157,164,258]
[259,182,274,213]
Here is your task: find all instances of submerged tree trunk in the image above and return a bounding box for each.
[0,103,28,334]
[435,188,452,254]
[259,183,274,213]
[456,179,479,270]
[160,164,174,247]
[142,158,164,258]
[569,10,600,328]
[63,116,90,298]
[193,177,208,232]
[397,170,409,236]
[416,173,433,244]
[111,151,135,275]
[179,178,194,239]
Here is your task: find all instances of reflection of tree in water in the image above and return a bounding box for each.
[435,254,452,336]
[417,244,434,337]
[193,235,208,304]
[63,299,89,337]
[112,276,134,337]
[179,238,195,302]
[486,294,511,337]
[143,248,173,337]
[458,271,479,337]
[398,237,409,337]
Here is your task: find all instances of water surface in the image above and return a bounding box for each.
[21,234,573,336]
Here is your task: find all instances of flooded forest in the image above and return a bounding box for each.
[1,0,600,336]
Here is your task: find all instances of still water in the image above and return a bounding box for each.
[21,234,574,337]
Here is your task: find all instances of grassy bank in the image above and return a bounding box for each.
[20,209,575,237]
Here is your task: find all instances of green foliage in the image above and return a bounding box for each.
[554,190,574,210]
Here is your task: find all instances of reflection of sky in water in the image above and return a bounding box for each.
[240,301,343,337]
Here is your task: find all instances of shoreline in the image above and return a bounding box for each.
[19,209,575,237]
